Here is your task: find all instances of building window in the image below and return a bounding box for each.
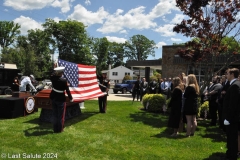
[112,72,118,76]
[125,72,130,75]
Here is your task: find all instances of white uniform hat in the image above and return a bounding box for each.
[30,75,35,79]
[54,66,65,72]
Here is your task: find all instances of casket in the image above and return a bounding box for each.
[34,89,75,109]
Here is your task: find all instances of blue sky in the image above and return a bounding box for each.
[0,0,191,60]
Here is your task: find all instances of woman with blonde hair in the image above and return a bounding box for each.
[167,77,184,136]
[183,74,200,137]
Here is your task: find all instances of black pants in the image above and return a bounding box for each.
[209,100,218,125]
[52,99,66,133]
[98,95,107,113]
[132,89,140,101]
[226,123,238,160]
[218,103,224,128]
[140,89,147,101]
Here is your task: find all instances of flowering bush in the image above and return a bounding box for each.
[142,94,166,113]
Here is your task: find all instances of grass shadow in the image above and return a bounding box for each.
[202,152,226,160]
[23,111,99,137]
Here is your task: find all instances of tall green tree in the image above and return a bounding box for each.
[124,35,157,61]
[0,21,21,49]
[107,42,125,68]
[92,37,109,74]
[42,19,93,65]
[28,29,53,78]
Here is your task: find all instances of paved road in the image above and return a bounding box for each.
[93,89,133,101]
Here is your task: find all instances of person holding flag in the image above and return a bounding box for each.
[97,72,110,113]
[50,66,73,133]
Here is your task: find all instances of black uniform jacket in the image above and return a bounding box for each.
[97,75,110,92]
[50,75,73,102]
[223,80,240,124]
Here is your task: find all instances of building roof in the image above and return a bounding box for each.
[126,60,162,70]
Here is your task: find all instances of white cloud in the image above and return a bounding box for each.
[97,0,179,34]
[68,4,108,26]
[97,6,157,34]
[156,41,167,48]
[85,0,91,5]
[119,30,127,34]
[4,0,73,13]
[148,0,178,18]
[4,0,54,10]
[51,0,73,13]
[171,14,185,24]
[154,24,176,37]
[171,38,182,41]
[53,17,62,22]
[105,36,127,43]
[13,16,43,35]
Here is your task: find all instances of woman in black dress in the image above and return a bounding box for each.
[168,77,184,136]
[183,74,200,137]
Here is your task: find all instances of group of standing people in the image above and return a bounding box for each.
[167,73,199,137]
[167,68,240,160]
[131,76,173,103]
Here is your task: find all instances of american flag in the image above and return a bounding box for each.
[58,59,106,102]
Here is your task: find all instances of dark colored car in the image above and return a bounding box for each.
[113,80,137,94]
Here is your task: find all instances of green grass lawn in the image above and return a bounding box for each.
[0,100,227,160]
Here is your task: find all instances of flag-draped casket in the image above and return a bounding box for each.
[34,59,106,109]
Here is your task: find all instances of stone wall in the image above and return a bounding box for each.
[162,45,188,79]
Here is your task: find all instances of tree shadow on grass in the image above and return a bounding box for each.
[202,152,226,160]
[197,120,226,142]
[129,110,169,129]
[23,111,98,137]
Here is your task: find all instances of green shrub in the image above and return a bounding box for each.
[142,94,166,113]
[198,101,209,118]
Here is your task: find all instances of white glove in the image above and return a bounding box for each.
[70,99,74,102]
[224,119,230,125]
[33,89,37,92]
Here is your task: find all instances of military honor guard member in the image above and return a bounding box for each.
[97,72,110,113]
[50,67,73,133]
[19,75,37,92]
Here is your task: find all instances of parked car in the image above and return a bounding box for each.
[113,80,137,94]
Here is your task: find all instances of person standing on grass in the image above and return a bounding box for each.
[167,77,184,136]
[223,68,240,160]
[132,75,141,102]
[205,75,222,126]
[140,77,148,104]
[183,74,200,137]
[50,67,73,133]
[97,72,110,113]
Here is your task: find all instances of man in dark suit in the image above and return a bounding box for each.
[205,75,222,126]
[217,74,230,131]
[50,67,73,133]
[223,68,240,160]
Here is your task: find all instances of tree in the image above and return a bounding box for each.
[0,21,21,49]
[42,19,93,65]
[124,34,157,61]
[173,0,240,91]
[92,37,109,74]
[28,29,53,78]
[107,42,125,68]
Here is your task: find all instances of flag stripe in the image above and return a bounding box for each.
[58,59,106,102]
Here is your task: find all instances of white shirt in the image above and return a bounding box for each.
[19,77,36,91]
[230,78,237,85]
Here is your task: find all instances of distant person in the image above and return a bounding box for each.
[149,78,158,94]
[140,77,148,104]
[97,72,110,113]
[19,75,37,92]
[12,76,19,91]
[132,76,141,102]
